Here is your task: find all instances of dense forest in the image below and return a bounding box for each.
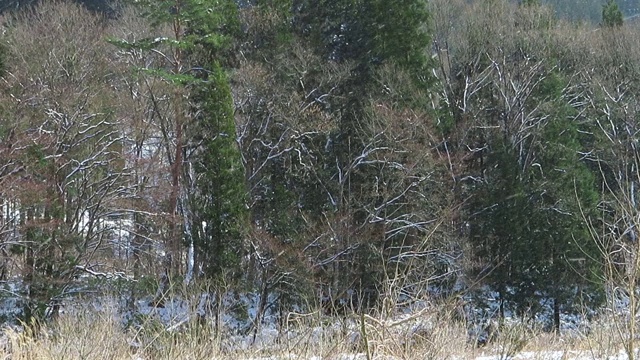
[0,0,640,339]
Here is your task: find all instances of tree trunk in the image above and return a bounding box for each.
[252,269,270,344]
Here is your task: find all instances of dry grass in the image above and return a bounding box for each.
[5,308,133,360]
[2,302,225,360]
[0,300,636,360]
[0,301,470,360]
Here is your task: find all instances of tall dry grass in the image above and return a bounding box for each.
[0,303,469,360]
[2,302,225,360]
[0,298,570,360]
[0,298,636,360]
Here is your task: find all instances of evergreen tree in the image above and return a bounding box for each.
[289,0,436,303]
[602,0,624,27]
[110,0,246,281]
[469,73,603,330]
[293,0,431,86]
[190,64,247,279]
[233,0,438,306]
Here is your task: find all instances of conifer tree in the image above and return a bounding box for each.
[602,0,624,27]
[294,0,431,85]
[110,0,246,281]
[287,0,436,303]
[189,64,247,279]
[469,73,603,330]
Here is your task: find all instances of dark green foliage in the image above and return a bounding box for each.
[293,0,432,86]
[0,42,6,78]
[182,0,240,63]
[291,0,436,299]
[190,64,247,278]
[242,0,294,58]
[602,0,624,27]
[231,0,440,307]
[469,73,604,326]
[122,0,240,64]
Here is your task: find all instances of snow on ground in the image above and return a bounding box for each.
[471,349,636,360]
[243,355,369,360]
[243,349,640,360]
[239,350,638,360]
[1,277,640,359]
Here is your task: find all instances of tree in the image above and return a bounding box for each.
[468,66,603,331]
[232,0,443,311]
[602,0,624,27]
[189,64,247,279]
[577,19,640,358]
[0,1,129,320]
[429,0,605,330]
[109,0,245,283]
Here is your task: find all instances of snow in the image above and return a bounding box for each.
[471,349,636,359]
[243,350,639,360]
[0,275,639,359]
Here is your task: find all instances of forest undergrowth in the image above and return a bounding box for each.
[0,287,635,360]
